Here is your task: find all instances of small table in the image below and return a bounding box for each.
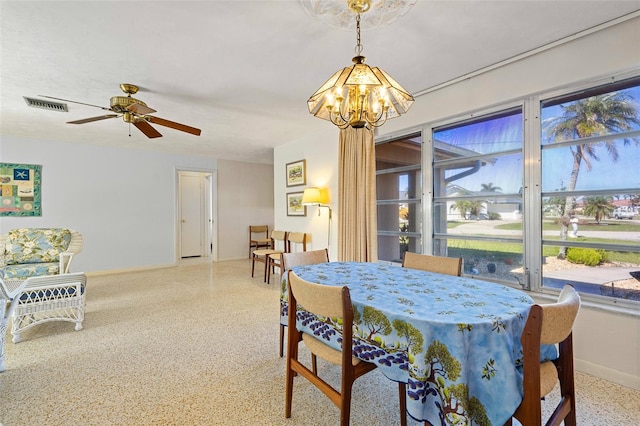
[0,278,27,372]
[281,262,556,425]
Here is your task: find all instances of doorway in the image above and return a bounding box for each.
[177,169,216,262]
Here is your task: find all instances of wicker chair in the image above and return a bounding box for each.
[505,285,581,426]
[278,248,329,357]
[285,270,406,426]
[0,228,83,279]
[10,272,87,343]
[0,277,28,371]
[402,252,462,276]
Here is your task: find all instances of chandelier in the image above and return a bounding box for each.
[306,0,414,129]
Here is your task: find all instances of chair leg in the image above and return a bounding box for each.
[279,324,284,358]
[251,255,256,277]
[399,382,407,426]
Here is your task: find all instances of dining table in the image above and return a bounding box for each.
[280,261,557,425]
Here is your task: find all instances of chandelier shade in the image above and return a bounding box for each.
[306,1,414,129]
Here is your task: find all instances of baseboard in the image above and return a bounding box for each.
[85,263,177,277]
[575,358,640,391]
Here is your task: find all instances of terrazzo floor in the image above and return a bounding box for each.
[1,260,639,425]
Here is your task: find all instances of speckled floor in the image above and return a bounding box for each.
[1,260,639,425]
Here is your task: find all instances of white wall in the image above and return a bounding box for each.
[0,136,272,271]
[274,126,339,259]
[217,159,274,261]
[273,16,640,389]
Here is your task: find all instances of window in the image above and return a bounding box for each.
[431,108,525,284]
[376,134,422,263]
[540,77,640,300]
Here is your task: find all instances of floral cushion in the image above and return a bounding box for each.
[4,228,71,265]
[0,263,60,279]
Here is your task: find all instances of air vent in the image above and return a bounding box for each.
[23,96,68,112]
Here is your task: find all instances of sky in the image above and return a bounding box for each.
[426,86,640,196]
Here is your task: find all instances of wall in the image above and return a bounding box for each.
[216,159,274,261]
[273,16,640,389]
[0,136,271,271]
[274,126,339,259]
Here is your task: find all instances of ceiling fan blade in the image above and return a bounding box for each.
[134,119,163,138]
[127,103,156,115]
[68,114,119,124]
[38,95,113,112]
[147,116,201,136]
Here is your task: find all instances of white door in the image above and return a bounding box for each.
[179,173,204,258]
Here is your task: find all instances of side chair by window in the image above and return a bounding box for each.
[286,270,407,426]
[251,230,286,282]
[278,248,329,357]
[267,231,307,284]
[505,285,581,426]
[402,252,462,277]
[249,225,271,257]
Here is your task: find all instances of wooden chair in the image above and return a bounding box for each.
[251,230,286,282]
[267,231,307,284]
[278,248,329,357]
[402,252,462,276]
[249,225,271,257]
[505,285,580,426]
[286,270,406,426]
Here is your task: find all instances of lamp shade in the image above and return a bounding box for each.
[302,187,329,205]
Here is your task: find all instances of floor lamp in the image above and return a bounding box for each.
[302,187,332,254]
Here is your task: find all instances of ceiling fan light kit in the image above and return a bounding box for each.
[39,83,201,139]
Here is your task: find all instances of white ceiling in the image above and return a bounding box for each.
[2,0,639,165]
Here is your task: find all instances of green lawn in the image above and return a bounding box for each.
[494,220,640,232]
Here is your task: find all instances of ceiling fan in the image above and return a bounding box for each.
[40,84,201,138]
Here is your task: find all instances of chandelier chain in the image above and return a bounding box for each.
[354,13,363,56]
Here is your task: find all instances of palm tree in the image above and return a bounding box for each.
[545,91,640,214]
[545,91,639,257]
[451,200,483,220]
[583,196,615,224]
[480,182,502,192]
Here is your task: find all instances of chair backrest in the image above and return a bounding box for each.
[286,232,307,253]
[538,285,581,345]
[282,249,329,271]
[288,270,349,321]
[271,230,287,251]
[250,225,268,236]
[513,285,580,425]
[402,252,462,276]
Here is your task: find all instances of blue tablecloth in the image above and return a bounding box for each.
[280,261,557,425]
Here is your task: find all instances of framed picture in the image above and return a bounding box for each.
[0,163,42,216]
[286,192,306,217]
[286,159,306,187]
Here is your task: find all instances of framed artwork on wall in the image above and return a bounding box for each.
[0,163,42,216]
[286,192,306,216]
[286,159,306,187]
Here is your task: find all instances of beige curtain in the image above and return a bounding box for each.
[337,127,378,262]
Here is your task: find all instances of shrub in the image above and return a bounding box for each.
[566,248,608,266]
[488,212,502,220]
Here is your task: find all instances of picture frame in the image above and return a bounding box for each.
[286,192,307,217]
[0,163,42,216]
[286,159,306,187]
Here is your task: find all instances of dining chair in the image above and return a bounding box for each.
[248,225,271,257]
[402,252,462,276]
[278,248,329,357]
[267,231,307,284]
[505,285,581,426]
[251,230,286,282]
[285,270,407,426]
